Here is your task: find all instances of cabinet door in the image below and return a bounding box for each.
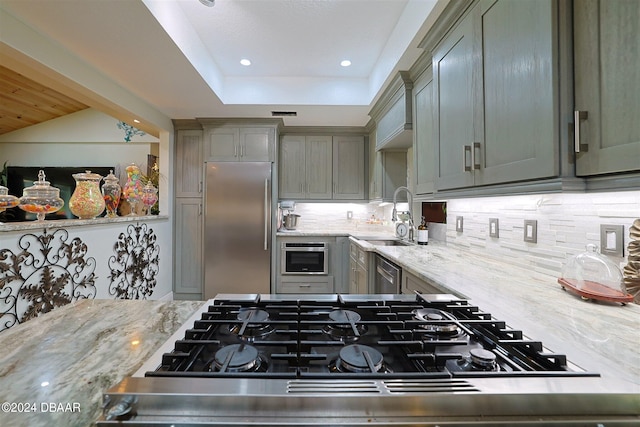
[349,256,358,294]
[239,127,273,161]
[206,127,239,161]
[175,130,203,197]
[477,0,557,185]
[575,0,640,176]
[279,135,306,199]
[333,136,365,199]
[368,130,382,199]
[174,198,203,297]
[413,68,435,195]
[305,136,333,199]
[401,270,443,295]
[433,10,477,190]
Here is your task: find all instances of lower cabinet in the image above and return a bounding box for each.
[277,276,334,294]
[401,270,444,295]
[349,242,369,294]
[174,198,203,299]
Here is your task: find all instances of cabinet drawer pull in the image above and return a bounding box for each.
[463,145,472,172]
[299,284,312,288]
[234,144,238,157]
[574,110,588,153]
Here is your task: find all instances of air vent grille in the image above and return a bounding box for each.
[288,380,380,394]
[272,111,297,117]
[383,379,479,394]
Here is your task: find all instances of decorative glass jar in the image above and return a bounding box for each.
[18,170,64,221]
[122,164,143,216]
[0,185,19,214]
[69,170,105,219]
[141,182,158,215]
[101,170,121,218]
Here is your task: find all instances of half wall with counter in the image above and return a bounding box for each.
[0,215,171,333]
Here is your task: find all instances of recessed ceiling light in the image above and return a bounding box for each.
[240,59,251,66]
[340,60,352,67]
[133,119,140,123]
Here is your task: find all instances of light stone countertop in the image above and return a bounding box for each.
[349,237,640,386]
[0,299,204,427]
[0,215,169,233]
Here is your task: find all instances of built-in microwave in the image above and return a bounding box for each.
[281,242,329,275]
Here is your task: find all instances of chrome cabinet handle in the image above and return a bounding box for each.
[473,142,481,170]
[376,266,395,284]
[574,110,588,153]
[463,145,472,172]
[234,144,238,157]
[299,284,311,288]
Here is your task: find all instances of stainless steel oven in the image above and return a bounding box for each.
[281,242,328,275]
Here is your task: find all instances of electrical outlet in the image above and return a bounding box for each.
[524,220,537,243]
[489,218,499,238]
[456,216,464,233]
[346,211,353,220]
[601,224,624,257]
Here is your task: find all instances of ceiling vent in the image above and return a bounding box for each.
[271,111,297,117]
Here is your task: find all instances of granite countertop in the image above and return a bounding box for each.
[0,215,169,233]
[0,299,204,427]
[349,237,640,386]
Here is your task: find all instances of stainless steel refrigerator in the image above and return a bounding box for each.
[204,162,272,299]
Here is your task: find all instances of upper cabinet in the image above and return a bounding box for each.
[175,129,203,198]
[279,135,333,199]
[412,60,435,195]
[279,134,366,200]
[333,136,366,200]
[432,0,557,191]
[370,72,413,150]
[574,0,640,176]
[205,126,274,162]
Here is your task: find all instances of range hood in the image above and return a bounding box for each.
[370,71,413,150]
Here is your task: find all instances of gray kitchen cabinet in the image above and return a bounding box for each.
[433,0,557,191]
[279,135,333,199]
[368,129,407,202]
[205,126,274,162]
[401,270,444,295]
[349,242,368,294]
[412,63,435,195]
[372,71,413,150]
[175,129,203,198]
[174,198,203,299]
[333,135,365,199]
[574,0,640,176]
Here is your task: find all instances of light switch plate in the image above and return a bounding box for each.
[489,218,499,238]
[456,216,464,233]
[524,220,537,243]
[600,224,624,257]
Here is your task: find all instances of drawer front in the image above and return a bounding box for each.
[349,242,358,260]
[277,276,334,294]
[357,247,367,267]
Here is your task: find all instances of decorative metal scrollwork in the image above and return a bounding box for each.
[108,223,159,299]
[0,229,97,332]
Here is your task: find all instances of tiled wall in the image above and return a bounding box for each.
[444,191,640,276]
[285,202,399,235]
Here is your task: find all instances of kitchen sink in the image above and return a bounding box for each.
[364,239,412,246]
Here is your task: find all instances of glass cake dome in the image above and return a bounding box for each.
[559,244,632,304]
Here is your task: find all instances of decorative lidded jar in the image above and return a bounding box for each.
[101,170,121,218]
[0,185,19,213]
[69,170,105,219]
[18,170,64,221]
[141,181,158,215]
[123,163,143,215]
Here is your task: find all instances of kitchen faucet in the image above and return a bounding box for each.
[392,186,415,241]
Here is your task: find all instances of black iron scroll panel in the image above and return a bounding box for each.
[0,229,97,332]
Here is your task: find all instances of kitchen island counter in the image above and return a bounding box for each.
[349,237,640,387]
[0,299,204,427]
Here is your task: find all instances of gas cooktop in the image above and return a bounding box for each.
[143,293,589,379]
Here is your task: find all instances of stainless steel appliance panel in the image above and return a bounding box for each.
[204,162,271,298]
[374,254,401,293]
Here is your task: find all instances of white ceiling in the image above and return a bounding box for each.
[0,0,444,127]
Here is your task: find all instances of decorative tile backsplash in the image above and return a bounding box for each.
[444,191,640,276]
[289,202,399,235]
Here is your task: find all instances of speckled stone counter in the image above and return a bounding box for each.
[0,299,204,427]
[350,237,640,386]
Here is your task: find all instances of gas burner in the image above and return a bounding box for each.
[332,344,390,374]
[412,308,465,339]
[211,344,266,373]
[447,348,500,373]
[229,308,274,340]
[322,309,368,342]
